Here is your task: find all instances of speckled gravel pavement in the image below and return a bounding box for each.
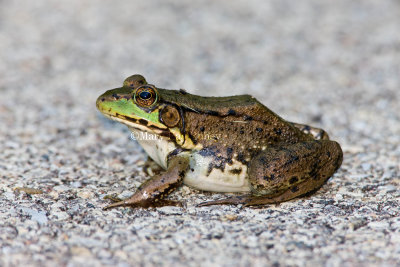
[1,1,399,266]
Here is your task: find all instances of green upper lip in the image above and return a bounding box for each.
[96,94,109,114]
[96,87,132,116]
[96,87,169,133]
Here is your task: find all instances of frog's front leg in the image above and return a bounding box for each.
[198,140,342,207]
[104,156,189,209]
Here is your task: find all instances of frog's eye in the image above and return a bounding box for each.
[134,85,158,108]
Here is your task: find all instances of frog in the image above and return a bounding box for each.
[96,74,343,209]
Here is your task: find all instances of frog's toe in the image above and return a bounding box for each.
[197,195,282,207]
[103,200,129,210]
[153,199,183,208]
[103,194,123,203]
[104,198,182,210]
[197,195,251,207]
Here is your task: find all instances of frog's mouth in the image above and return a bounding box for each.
[100,112,172,138]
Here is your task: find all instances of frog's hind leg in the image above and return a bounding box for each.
[198,140,343,207]
[290,122,330,140]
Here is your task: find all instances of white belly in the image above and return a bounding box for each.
[131,128,250,193]
[183,153,251,192]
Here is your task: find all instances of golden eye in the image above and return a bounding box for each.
[134,85,158,107]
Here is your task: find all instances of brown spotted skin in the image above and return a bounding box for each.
[104,156,189,209]
[162,89,343,206]
[183,105,314,168]
[176,95,325,178]
[97,74,344,208]
[198,141,342,206]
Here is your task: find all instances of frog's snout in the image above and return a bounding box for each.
[96,93,107,110]
[95,88,120,111]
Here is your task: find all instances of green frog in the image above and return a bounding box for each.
[96,75,343,209]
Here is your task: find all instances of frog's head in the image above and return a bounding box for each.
[96,75,187,145]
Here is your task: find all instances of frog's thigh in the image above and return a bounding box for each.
[247,140,343,204]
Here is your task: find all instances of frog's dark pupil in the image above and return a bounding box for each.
[139,91,151,100]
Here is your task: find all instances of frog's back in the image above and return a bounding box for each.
[158,88,312,151]
[158,88,272,120]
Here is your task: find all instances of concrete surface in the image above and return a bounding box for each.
[0,0,399,266]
